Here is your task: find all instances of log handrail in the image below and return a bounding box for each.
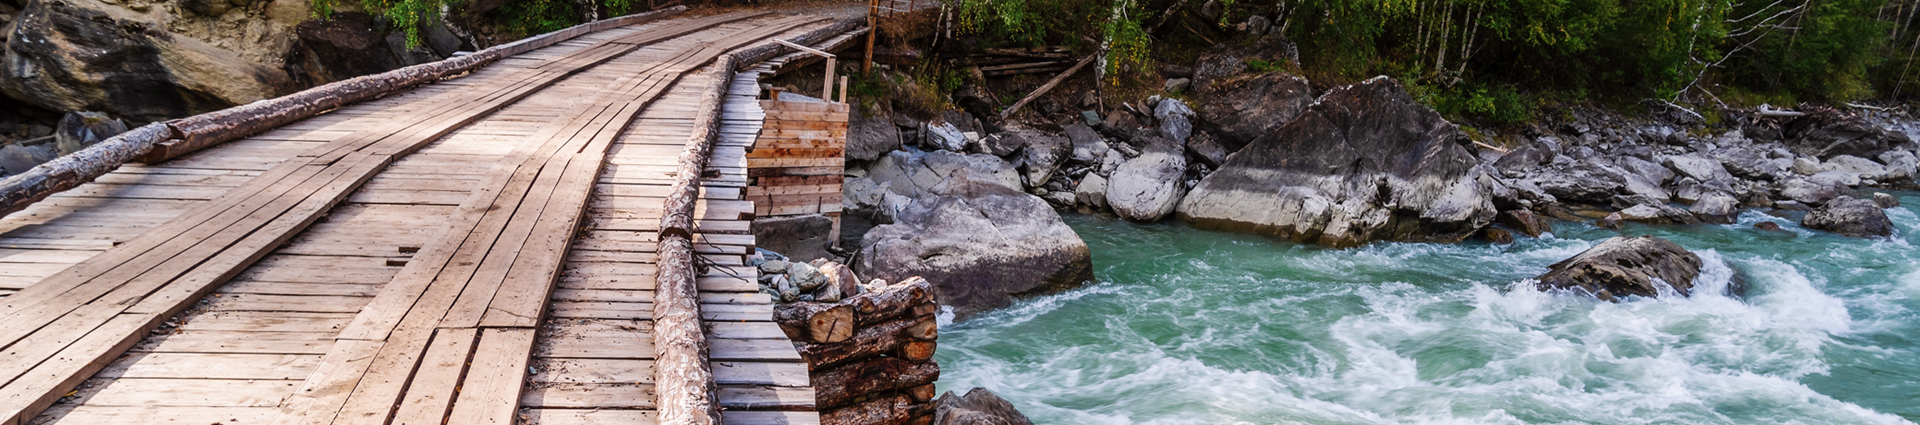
[652,17,865,425]
[0,6,688,218]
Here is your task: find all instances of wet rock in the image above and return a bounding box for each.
[1075,173,1109,210]
[1618,204,1698,225]
[1536,235,1704,301]
[1498,209,1552,238]
[857,179,1093,318]
[1874,192,1901,208]
[848,106,902,161]
[933,388,1036,425]
[1773,200,1812,211]
[286,12,403,86]
[1690,193,1740,224]
[1040,189,1076,207]
[1754,221,1783,231]
[0,0,292,122]
[1802,196,1894,238]
[53,111,126,155]
[1177,77,1496,247]
[1482,227,1515,244]
[1106,133,1187,221]
[1595,212,1624,229]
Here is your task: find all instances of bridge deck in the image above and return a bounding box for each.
[0,11,840,425]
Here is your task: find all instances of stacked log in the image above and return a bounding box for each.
[776,277,941,425]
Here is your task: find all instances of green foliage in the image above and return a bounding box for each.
[1102,0,1151,82]
[1246,58,1287,73]
[309,0,638,48]
[493,0,583,39]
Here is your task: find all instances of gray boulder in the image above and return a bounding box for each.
[841,150,1022,248]
[1802,196,1894,238]
[1075,173,1109,210]
[1877,150,1917,182]
[1531,157,1671,206]
[1536,236,1705,301]
[848,106,903,161]
[0,143,59,176]
[1186,131,1228,166]
[1873,192,1901,208]
[1106,134,1187,221]
[1006,128,1070,188]
[1784,111,1909,159]
[1191,49,1313,149]
[1690,193,1741,224]
[1619,156,1673,186]
[1065,123,1108,163]
[857,179,1094,318]
[933,388,1036,425]
[1177,77,1496,247]
[1778,178,1847,205]
[1664,154,1735,182]
[752,214,836,264]
[54,111,126,155]
[927,122,968,152]
[1153,98,1195,143]
[1825,155,1894,182]
[285,11,404,86]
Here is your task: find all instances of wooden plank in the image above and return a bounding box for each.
[520,383,654,409]
[388,328,478,425]
[70,378,296,407]
[522,409,655,425]
[444,328,536,425]
[132,330,335,355]
[95,353,319,380]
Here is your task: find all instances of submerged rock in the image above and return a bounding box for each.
[933,388,1036,425]
[1536,235,1703,301]
[1176,77,1496,247]
[857,179,1093,318]
[1802,196,1894,238]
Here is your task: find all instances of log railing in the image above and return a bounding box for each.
[0,6,688,218]
[652,17,865,425]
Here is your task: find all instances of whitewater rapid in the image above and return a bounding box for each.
[935,192,1920,424]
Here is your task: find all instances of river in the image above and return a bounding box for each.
[935,191,1920,424]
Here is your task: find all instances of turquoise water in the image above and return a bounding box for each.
[935,192,1920,424]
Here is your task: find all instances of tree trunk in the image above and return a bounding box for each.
[845,277,934,326]
[0,123,172,218]
[813,358,940,409]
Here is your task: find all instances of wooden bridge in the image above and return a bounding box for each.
[0,8,865,425]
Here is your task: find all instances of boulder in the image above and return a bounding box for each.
[1153,98,1195,143]
[1689,193,1740,224]
[1186,131,1228,167]
[848,106,902,161]
[0,0,292,122]
[752,214,837,264]
[1619,156,1673,186]
[1482,227,1515,244]
[927,122,968,152]
[1176,77,1496,247]
[1784,110,1910,159]
[1191,47,1313,149]
[1617,203,1698,225]
[285,12,403,86]
[1873,192,1901,208]
[1064,123,1107,163]
[1714,146,1782,180]
[1075,173,1109,210]
[1531,158,1671,206]
[1663,154,1735,182]
[1536,236,1704,301]
[857,179,1093,318]
[841,150,1022,249]
[1877,150,1917,182]
[1802,196,1894,238]
[1006,128,1070,187]
[1778,178,1846,205]
[53,111,126,155]
[933,388,1035,425]
[1497,209,1552,238]
[0,143,58,176]
[1106,134,1187,222]
[1824,155,1893,182]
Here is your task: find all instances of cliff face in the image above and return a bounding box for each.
[0,0,463,123]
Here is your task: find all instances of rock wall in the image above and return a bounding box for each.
[774,277,942,425]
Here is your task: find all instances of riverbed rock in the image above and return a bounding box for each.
[1153,98,1195,143]
[842,150,1023,248]
[1190,49,1313,150]
[1075,173,1109,210]
[1690,192,1741,224]
[1186,131,1228,166]
[1536,235,1703,301]
[53,111,126,155]
[1778,178,1846,206]
[1874,192,1901,208]
[1531,158,1671,206]
[927,122,968,151]
[1802,196,1894,238]
[1497,209,1552,237]
[849,106,902,161]
[1007,128,1070,187]
[1106,133,1187,221]
[1878,150,1917,182]
[1618,203,1698,225]
[1065,123,1107,163]
[1784,110,1909,159]
[0,0,293,122]
[933,388,1036,425]
[857,178,1093,318]
[1664,154,1735,183]
[1619,156,1673,186]
[1177,77,1496,247]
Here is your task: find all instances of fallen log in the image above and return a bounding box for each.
[822,393,914,425]
[814,357,940,409]
[998,53,1097,119]
[797,315,933,368]
[775,302,856,344]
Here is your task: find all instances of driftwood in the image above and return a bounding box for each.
[998,54,1097,119]
[797,315,934,369]
[0,7,689,219]
[814,358,940,409]
[822,393,914,425]
[775,302,856,344]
